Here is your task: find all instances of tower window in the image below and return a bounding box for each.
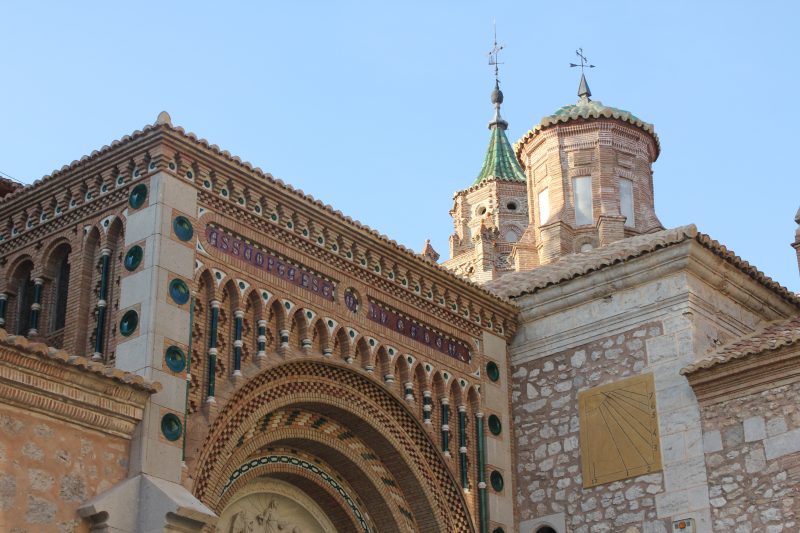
[52,255,70,331]
[538,189,550,225]
[477,205,487,216]
[506,201,517,211]
[619,178,635,227]
[504,230,519,243]
[573,176,593,225]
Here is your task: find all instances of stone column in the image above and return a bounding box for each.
[207,299,220,403]
[92,248,112,361]
[28,277,43,336]
[440,397,450,457]
[232,309,244,377]
[256,319,267,360]
[458,405,468,489]
[422,390,432,425]
[404,382,414,401]
[475,411,488,533]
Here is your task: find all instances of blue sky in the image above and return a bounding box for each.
[2,2,799,291]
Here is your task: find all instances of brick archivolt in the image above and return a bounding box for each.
[191,359,475,533]
[214,408,415,532]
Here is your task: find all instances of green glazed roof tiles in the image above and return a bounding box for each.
[473,126,526,185]
[515,98,661,160]
[547,99,653,134]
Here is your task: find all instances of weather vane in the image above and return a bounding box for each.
[569,48,595,74]
[487,22,504,84]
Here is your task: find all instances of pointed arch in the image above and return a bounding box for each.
[103,217,125,364]
[377,346,392,381]
[6,257,34,335]
[218,280,239,379]
[269,300,287,353]
[394,355,411,397]
[289,308,310,353]
[40,241,72,346]
[356,337,372,371]
[79,226,101,355]
[333,327,352,362]
[311,318,329,356]
[241,290,262,370]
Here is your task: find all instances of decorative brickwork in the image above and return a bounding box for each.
[191,359,475,532]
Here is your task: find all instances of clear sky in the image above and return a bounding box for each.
[2,1,798,291]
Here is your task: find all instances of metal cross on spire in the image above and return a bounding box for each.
[569,48,595,74]
[487,22,504,85]
[569,48,595,101]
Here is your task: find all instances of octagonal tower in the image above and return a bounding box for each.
[511,75,663,269]
[444,82,529,284]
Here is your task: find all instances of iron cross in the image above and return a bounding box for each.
[570,48,595,74]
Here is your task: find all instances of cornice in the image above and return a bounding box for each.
[685,344,800,405]
[0,329,156,438]
[514,240,799,324]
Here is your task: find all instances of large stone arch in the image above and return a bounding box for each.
[192,359,475,532]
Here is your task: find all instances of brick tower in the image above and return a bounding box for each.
[443,81,528,283]
[793,206,800,277]
[511,73,663,268]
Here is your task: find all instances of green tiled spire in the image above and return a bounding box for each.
[472,82,526,186]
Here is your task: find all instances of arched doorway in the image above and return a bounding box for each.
[191,359,475,532]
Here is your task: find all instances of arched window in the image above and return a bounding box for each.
[44,243,72,337]
[9,260,34,335]
[52,252,70,332]
[536,527,557,533]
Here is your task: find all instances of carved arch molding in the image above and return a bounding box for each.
[192,359,475,533]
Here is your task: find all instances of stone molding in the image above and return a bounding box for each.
[685,344,800,405]
[0,329,155,438]
[509,241,799,363]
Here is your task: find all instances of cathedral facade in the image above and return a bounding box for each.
[0,72,798,533]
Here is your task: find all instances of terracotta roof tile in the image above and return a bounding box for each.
[0,328,161,393]
[680,315,800,375]
[484,225,800,307]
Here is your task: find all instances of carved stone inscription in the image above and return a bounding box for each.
[578,372,662,487]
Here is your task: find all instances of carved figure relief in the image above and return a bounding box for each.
[216,479,334,533]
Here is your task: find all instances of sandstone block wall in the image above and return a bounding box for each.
[699,381,800,532]
[513,322,673,532]
[0,407,130,532]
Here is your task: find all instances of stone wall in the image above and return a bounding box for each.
[0,406,130,532]
[513,322,672,533]
[699,381,800,532]
[507,241,800,532]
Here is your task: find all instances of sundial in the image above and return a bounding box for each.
[578,373,662,487]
